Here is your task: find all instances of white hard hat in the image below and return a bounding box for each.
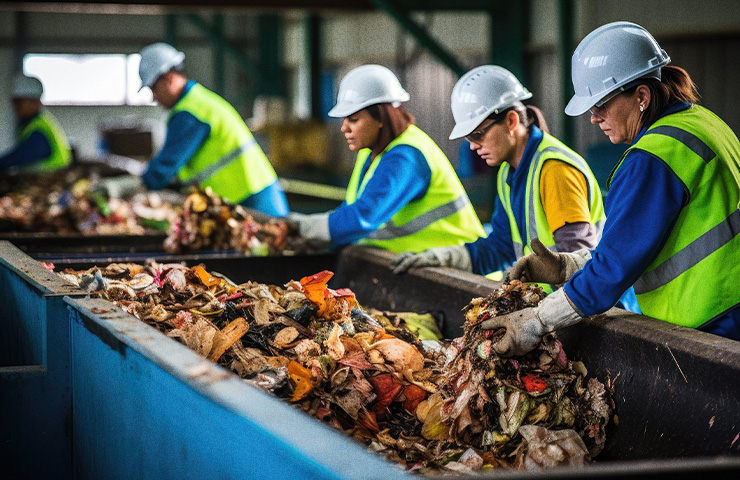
[449,65,532,140]
[11,74,44,99]
[328,64,410,118]
[565,21,670,116]
[450,65,532,140]
[138,42,185,90]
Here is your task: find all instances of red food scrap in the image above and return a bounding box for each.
[521,374,547,393]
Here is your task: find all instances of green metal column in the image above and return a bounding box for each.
[305,14,322,119]
[487,3,525,83]
[165,14,177,48]
[184,13,268,109]
[370,0,465,77]
[213,14,225,95]
[257,14,284,97]
[13,11,28,75]
[559,0,575,146]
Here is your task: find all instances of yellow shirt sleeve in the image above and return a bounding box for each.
[539,159,592,232]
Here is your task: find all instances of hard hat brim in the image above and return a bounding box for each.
[449,118,484,140]
[327,94,409,118]
[327,103,361,118]
[564,94,595,117]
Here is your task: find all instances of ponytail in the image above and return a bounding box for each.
[641,65,701,128]
[509,102,550,134]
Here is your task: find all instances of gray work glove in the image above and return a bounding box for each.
[391,245,472,275]
[95,175,145,199]
[479,288,582,357]
[287,212,331,247]
[509,238,591,286]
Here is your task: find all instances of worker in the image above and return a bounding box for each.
[134,42,288,216]
[392,65,606,283]
[0,74,72,172]
[483,21,740,357]
[289,64,485,252]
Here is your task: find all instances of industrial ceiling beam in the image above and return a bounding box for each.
[370,0,466,77]
[2,1,501,12]
[183,13,267,91]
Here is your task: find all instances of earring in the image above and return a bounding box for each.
[639,105,644,112]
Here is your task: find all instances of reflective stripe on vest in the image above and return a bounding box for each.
[634,207,740,294]
[499,134,605,259]
[19,111,71,172]
[172,83,278,205]
[345,125,485,253]
[617,105,740,328]
[368,195,470,240]
[186,137,257,186]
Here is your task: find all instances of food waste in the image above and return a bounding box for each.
[52,260,615,475]
[0,170,306,256]
[163,187,308,256]
[0,170,179,235]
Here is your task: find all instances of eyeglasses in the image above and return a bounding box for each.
[588,89,625,117]
[466,118,503,143]
[588,81,642,117]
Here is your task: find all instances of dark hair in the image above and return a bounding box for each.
[639,65,700,128]
[365,103,416,158]
[495,102,550,134]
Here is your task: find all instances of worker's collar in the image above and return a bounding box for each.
[177,79,197,102]
[516,124,543,170]
[17,110,42,127]
[632,101,692,146]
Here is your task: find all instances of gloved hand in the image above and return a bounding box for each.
[94,175,145,199]
[508,238,591,286]
[391,245,472,275]
[479,289,582,357]
[287,212,331,248]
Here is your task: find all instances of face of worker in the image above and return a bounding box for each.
[589,86,648,144]
[11,98,41,122]
[150,74,180,109]
[340,108,382,152]
[466,113,515,168]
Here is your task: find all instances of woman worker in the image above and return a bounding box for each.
[483,21,740,357]
[289,64,485,252]
[392,65,606,282]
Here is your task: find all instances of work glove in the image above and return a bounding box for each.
[94,175,145,199]
[509,238,591,286]
[391,245,472,275]
[287,212,331,248]
[479,288,582,357]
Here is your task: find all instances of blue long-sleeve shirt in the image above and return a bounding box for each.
[142,82,212,190]
[565,101,740,339]
[0,115,52,169]
[465,126,547,274]
[142,80,288,217]
[327,144,432,248]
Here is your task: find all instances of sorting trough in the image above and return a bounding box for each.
[1,241,739,479]
[0,231,168,256]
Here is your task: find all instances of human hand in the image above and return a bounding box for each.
[391,245,471,275]
[479,289,582,357]
[509,238,591,286]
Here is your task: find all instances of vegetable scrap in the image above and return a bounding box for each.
[0,170,180,235]
[54,262,614,475]
[163,187,309,256]
[0,172,305,258]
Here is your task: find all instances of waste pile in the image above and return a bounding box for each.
[0,170,178,235]
[52,260,614,475]
[163,187,309,256]
[0,170,302,256]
